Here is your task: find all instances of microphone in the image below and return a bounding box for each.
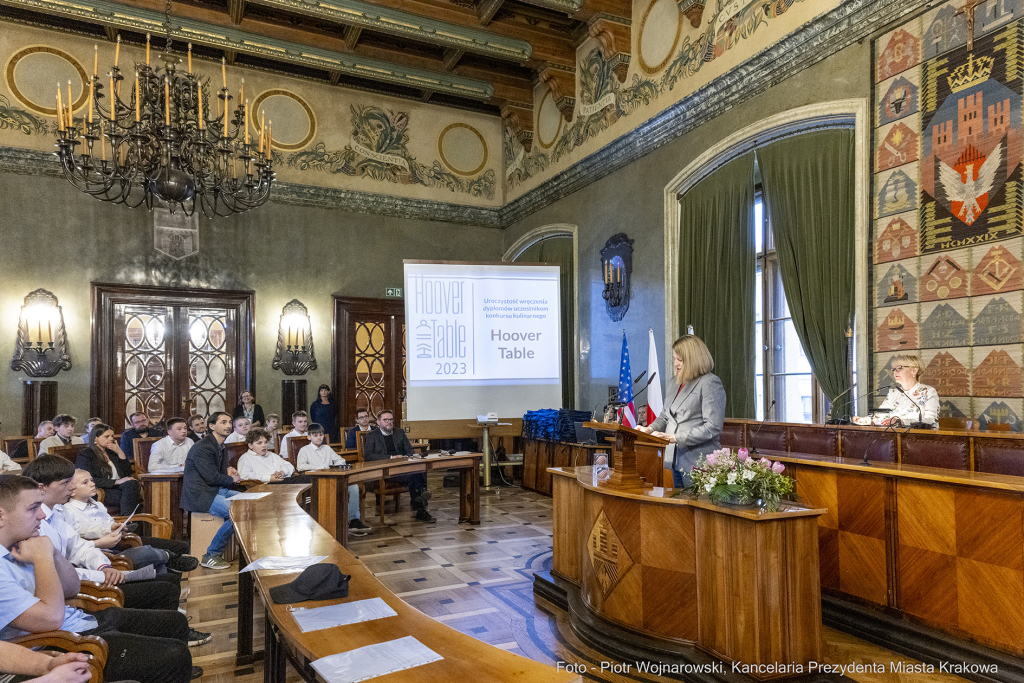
[750,400,776,454]
[825,385,855,424]
[832,386,891,422]
[632,372,657,401]
[633,370,646,385]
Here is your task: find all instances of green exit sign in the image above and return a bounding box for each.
[385,287,403,298]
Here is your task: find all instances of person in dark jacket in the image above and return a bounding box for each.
[309,384,339,444]
[75,423,140,515]
[118,412,166,457]
[181,412,241,570]
[362,409,433,523]
[231,391,266,428]
[344,408,373,449]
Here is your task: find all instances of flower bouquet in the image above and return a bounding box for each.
[683,448,796,512]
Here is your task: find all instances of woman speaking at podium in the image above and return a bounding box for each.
[852,353,939,428]
[638,334,726,488]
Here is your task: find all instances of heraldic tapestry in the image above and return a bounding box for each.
[873,0,1024,430]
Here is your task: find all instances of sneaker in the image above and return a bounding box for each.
[413,490,433,506]
[190,666,204,680]
[188,628,212,647]
[349,518,371,530]
[414,509,436,523]
[200,553,230,570]
[168,554,200,573]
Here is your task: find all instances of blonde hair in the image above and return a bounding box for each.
[672,335,715,384]
[891,353,924,380]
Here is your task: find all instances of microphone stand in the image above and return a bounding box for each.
[750,399,776,454]
[825,385,855,425]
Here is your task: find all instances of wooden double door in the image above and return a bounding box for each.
[332,297,406,427]
[92,284,255,429]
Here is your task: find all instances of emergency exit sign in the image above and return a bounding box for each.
[385,287,403,298]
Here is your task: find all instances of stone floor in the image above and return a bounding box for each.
[180,477,967,683]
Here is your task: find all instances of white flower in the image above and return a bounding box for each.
[743,469,756,481]
[704,481,714,492]
[727,472,738,485]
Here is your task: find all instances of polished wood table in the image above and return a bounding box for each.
[140,472,184,540]
[230,484,579,683]
[547,466,824,680]
[521,438,667,495]
[307,454,482,546]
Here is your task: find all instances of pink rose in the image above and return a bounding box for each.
[737,448,749,462]
[706,453,718,466]
[772,461,785,474]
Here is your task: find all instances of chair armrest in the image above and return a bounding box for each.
[78,581,124,606]
[114,514,172,539]
[95,489,105,503]
[68,593,120,613]
[11,631,107,682]
[120,533,143,548]
[100,552,132,571]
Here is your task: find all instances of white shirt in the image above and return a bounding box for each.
[0,449,21,472]
[40,505,108,584]
[876,383,940,426]
[61,498,115,540]
[296,443,344,472]
[149,435,194,471]
[238,450,295,483]
[278,429,307,459]
[0,546,97,640]
[37,435,84,455]
[224,432,246,444]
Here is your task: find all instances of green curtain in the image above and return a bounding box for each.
[515,236,575,409]
[757,130,855,402]
[678,154,756,418]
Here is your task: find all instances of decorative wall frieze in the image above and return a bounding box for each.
[587,16,631,83]
[537,64,577,122]
[501,102,534,153]
[0,0,495,100]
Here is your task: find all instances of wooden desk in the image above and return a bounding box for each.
[547,467,824,679]
[140,472,183,540]
[307,454,482,547]
[521,438,666,495]
[230,484,579,683]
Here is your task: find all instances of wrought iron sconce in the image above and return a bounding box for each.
[601,233,634,322]
[272,299,316,376]
[10,289,72,377]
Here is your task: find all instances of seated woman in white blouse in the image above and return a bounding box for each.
[853,353,939,428]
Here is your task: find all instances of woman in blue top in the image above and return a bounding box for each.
[309,384,339,444]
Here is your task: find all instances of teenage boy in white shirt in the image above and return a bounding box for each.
[223,417,250,444]
[264,414,280,451]
[37,415,84,456]
[296,424,369,535]
[278,411,308,461]
[148,418,194,471]
[237,429,301,484]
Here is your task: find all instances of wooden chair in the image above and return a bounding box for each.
[225,441,263,488]
[3,435,34,463]
[132,436,163,474]
[356,431,408,523]
[32,436,46,461]
[49,444,81,463]
[286,436,310,470]
[988,422,1013,432]
[937,417,979,431]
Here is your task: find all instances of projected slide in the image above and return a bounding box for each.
[404,261,562,421]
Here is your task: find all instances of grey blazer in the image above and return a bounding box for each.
[648,372,726,477]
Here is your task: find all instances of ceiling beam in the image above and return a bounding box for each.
[228,0,245,25]
[344,25,362,48]
[103,24,117,42]
[0,0,496,100]
[442,47,463,71]
[476,0,504,25]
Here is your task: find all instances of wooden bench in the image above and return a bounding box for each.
[230,484,579,683]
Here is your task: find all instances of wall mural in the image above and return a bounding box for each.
[504,0,807,191]
[287,105,495,199]
[0,94,47,136]
[870,1,1024,431]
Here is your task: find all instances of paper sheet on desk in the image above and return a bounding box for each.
[311,636,441,683]
[291,597,397,632]
[229,492,272,501]
[239,555,327,573]
[148,467,184,474]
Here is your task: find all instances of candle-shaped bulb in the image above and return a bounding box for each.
[259,111,264,153]
[244,98,250,144]
[187,43,192,73]
[93,45,98,76]
[87,79,94,122]
[109,73,115,122]
[223,87,229,136]
[221,57,226,89]
[146,33,151,65]
[114,35,120,69]
[56,84,64,131]
[164,78,170,126]
[134,74,140,122]
[197,84,203,130]
[67,80,73,127]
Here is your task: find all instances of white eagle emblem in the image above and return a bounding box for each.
[937,142,1003,226]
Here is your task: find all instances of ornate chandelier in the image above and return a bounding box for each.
[53,0,274,217]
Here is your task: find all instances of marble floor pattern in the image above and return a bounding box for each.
[180,476,968,683]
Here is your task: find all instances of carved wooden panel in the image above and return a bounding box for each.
[332,297,405,428]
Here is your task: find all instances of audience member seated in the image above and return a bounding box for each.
[345,408,373,449]
[231,391,265,428]
[38,416,85,457]
[181,413,240,571]
[74,425,139,516]
[186,415,206,443]
[149,418,193,471]
[0,640,93,683]
[0,444,21,473]
[82,418,103,439]
[223,417,250,445]
[237,429,307,485]
[62,469,199,574]
[278,411,308,458]
[118,414,166,458]
[363,409,434,523]
[0,475,200,683]
[264,414,280,451]
[297,424,368,535]
[310,384,339,444]
[10,422,54,461]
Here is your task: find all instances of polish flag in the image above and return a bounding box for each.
[646,328,664,426]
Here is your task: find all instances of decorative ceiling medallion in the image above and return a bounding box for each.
[438,123,488,176]
[638,0,682,75]
[5,45,88,116]
[535,89,563,150]
[587,509,634,596]
[251,89,316,151]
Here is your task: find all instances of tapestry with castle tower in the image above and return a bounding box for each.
[872,0,1024,429]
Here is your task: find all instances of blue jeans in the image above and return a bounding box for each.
[347,484,360,520]
[672,469,689,489]
[207,487,240,556]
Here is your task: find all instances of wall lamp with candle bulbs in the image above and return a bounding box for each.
[272,299,316,376]
[10,289,72,377]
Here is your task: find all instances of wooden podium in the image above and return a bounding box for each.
[584,422,669,489]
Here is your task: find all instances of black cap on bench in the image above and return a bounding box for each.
[269,563,351,604]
